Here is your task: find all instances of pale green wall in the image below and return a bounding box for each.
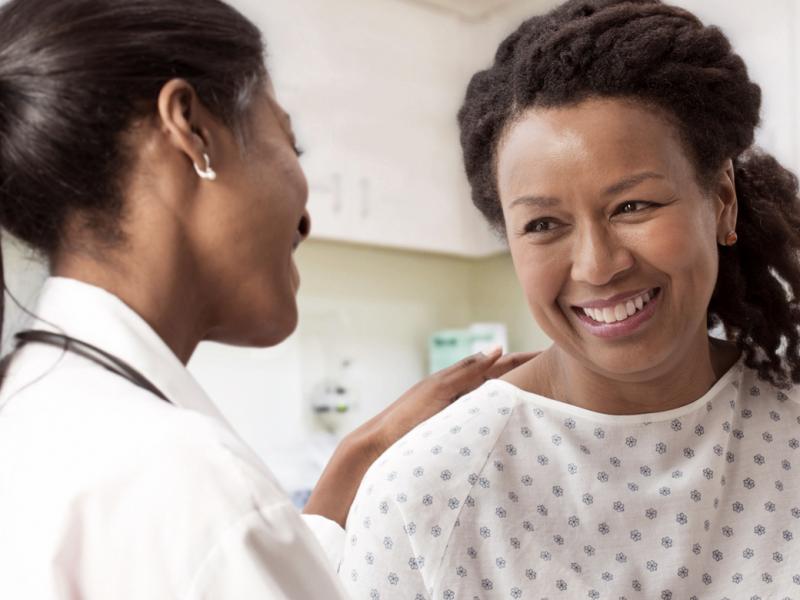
[295,238,552,356]
[468,251,550,353]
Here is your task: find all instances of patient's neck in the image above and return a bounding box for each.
[510,335,739,416]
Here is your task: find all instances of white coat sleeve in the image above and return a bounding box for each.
[186,503,350,600]
[301,513,347,572]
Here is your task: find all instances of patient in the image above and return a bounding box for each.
[340,0,800,597]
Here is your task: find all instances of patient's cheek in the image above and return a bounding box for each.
[515,258,567,334]
[635,207,718,290]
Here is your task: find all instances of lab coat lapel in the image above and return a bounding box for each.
[29,277,233,428]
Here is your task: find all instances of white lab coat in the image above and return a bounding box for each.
[0,277,348,599]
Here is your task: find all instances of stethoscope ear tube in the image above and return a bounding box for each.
[15,330,171,404]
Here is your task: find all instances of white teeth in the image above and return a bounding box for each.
[581,289,656,324]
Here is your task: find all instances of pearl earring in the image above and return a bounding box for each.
[724,231,738,246]
[193,152,217,181]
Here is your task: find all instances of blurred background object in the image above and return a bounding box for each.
[2,0,797,504]
[429,323,508,373]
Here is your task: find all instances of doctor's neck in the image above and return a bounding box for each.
[52,237,210,366]
[51,182,216,366]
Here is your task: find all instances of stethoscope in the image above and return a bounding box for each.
[14,330,171,404]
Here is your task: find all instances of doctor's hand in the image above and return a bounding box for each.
[353,347,540,458]
[303,347,539,528]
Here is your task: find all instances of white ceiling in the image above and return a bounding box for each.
[401,0,526,20]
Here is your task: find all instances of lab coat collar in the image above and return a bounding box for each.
[27,276,230,425]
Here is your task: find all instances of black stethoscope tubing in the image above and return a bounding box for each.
[14,330,171,404]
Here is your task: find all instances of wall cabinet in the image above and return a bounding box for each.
[235,0,508,257]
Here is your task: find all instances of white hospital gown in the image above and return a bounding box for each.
[340,359,800,599]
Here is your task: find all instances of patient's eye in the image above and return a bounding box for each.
[615,200,653,215]
[524,218,561,234]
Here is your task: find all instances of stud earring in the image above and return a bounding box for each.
[193,152,217,181]
[724,231,738,246]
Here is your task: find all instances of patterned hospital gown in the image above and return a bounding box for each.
[340,359,800,599]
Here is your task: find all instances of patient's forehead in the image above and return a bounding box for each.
[496,99,694,207]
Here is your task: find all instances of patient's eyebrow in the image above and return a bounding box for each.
[603,171,665,196]
[509,195,560,210]
[508,171,666,208]
[509,171,665,209]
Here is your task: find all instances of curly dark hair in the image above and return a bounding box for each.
[458,0,800,387]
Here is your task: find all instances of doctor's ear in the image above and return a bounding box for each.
[156,78,217,179]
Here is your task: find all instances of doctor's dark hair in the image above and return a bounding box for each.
[0,0,266,345]
[458,0,800,388]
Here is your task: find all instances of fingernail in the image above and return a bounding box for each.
[480,344,503,357]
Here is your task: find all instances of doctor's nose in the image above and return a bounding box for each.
[570,225,634,287]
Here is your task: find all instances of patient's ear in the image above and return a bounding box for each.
[714,159,738,243]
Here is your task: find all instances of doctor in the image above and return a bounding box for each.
[0,0,532,597]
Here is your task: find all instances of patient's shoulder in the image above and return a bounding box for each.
[353,379,523,509]
[345,379,524,579]
[382,379,522,464]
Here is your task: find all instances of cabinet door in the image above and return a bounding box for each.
[237,0,506,257]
